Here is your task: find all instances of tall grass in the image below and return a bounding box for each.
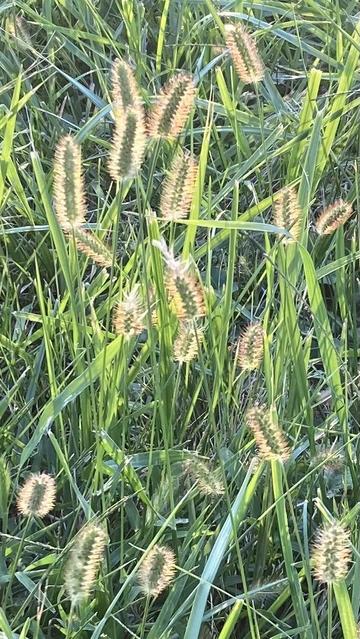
[0,1,359,638]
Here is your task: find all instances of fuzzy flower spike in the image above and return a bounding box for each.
[246,405,290,461]
[138,544,176,598]
[54,135,87,230]
[148,73,197,140]
[153,239,205,320]
[312,522,351,584]
[111,58,143,113]
[225,23,264,84]
[160,149,198,220]
[17,473,56,518]
[113,286,146,339]
[273,186,301,242]
[65,523,108,604]
[315,199,353,235]
[236,323,264,370]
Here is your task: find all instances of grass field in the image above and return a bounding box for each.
[1,1,360,637]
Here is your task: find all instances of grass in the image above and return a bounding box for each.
[0,0,360,637]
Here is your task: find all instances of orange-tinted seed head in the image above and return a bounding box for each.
[246,405,290,461]
[148,73,197,140]
[273,186,301,242]
[174,321,203,363]
[225,23,264,84]
[113,288,146,339]
[236,323,264,370]
[315,199,353,235]
[73,228,113,268]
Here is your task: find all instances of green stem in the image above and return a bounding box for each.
[271,460,311,638]
[333,581,358,639]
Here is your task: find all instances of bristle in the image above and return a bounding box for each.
[273,186,301,242]
[73,228,113,268]
[246,405,290,461]
[138,544,176,598]
[315,199,353,235]
[113,287,146,339]
[312,522,351,584]
[17,473,56,518]
[225,23,264,84]
[235,323,264,370]
[109,107,147,181]
[160,149,198,220]
[65,523,108,604]
[173,321,203,362]
[148,73,197,140]
[54,135,87,230]
[184,457,224,496]
[111,58,142,113]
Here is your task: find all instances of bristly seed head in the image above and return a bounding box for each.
[148,73,197,140]
[184,457,224,497]
[225,23,264,84]
[138,544,176,598]
[109,107,147,181]
[174,321,203,363]
[113,287,146,339]
[73,228,113,268]
[65,523,108,604]
[315,199,353,235]
[246,405,290,461]
[54,135,87,230]
[111,58,142,113]
[17,473,56,518]
[160,149,198,221]
[312,522,351,584]
[235,323,264,370]
[152,239,205,320]
[273,186,301,242]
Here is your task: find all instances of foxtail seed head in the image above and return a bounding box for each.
[160,149,198,220]
[153,240,205,320]
[65,523,108,604]
[165,268,205,320]
[236,323,264,370]
[6,15,31,47]
[225,23,264,84]
[184,457,224,497]
[273,186,301,242]
[148,73,197,140]
[111,59,142,113]
[73,228,112,268]
[109,107,147,181]
[315,199,353,235]
[113,287,146,339]
[54,135,87,230]
[17,473,56,518]
[312,522,351,584]
[246,406,290,461]
[138,544,176,598]
[174,321,203,363]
